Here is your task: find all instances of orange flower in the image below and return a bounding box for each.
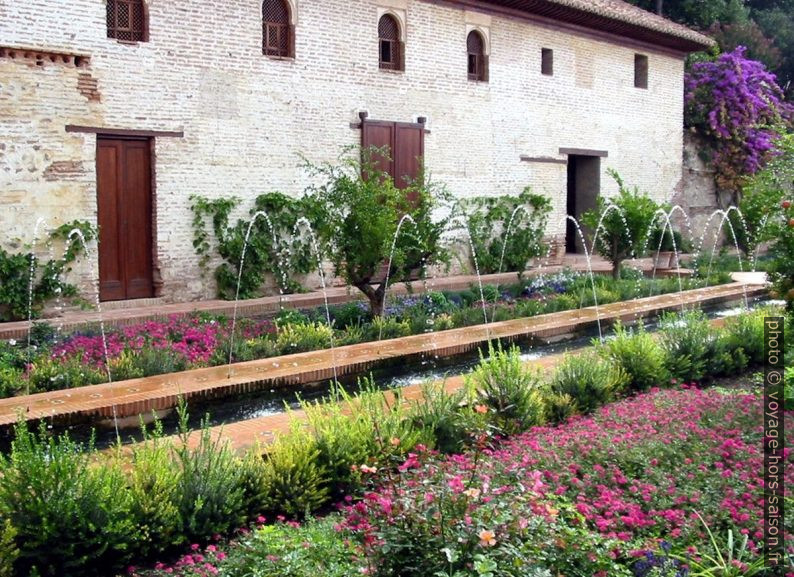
[474,404,488,414]
[478,529,497,547]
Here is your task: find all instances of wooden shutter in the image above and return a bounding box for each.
[361,119,425,191]
[362,121,395,180]
[394,123,424,189]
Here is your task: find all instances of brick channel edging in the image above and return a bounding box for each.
[134,316,735,455]
[0,282,763,428]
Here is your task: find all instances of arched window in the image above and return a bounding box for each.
[107,0,147,42]
[263,0,294,58]
[378,14,404,71]
[467,30,488,82]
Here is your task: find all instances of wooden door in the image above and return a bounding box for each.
[362,120,424,189]
[96,138,153,301]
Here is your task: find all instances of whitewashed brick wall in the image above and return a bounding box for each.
[0,0,686,301]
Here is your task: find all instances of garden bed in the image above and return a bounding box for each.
[131,385,793,577]
[0,271,731,400]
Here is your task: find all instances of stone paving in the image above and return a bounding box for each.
[0,281,761,429]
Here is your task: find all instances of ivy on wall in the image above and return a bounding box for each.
[0,221,96,322]
[190,193,323,300]
[462,188,553,276]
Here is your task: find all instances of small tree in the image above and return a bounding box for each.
[731,130,794,257]
[582,170,661,279]
[306,149,451,316]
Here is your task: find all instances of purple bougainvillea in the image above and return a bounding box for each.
[685,46,793,192]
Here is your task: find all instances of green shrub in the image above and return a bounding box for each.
[236,336,279,362]
[215,517,357,577]
[659,310,715,383]
[337,324,366,346]
[551,352,628,414]
[0,221,96,322]
[30,356,108,393]
[546,294,578,312]
[599,322,669,391]
[466,343,547,435]
[0,368,22,398]
[128,421,183,557]
[276,322,334,354]
[367,316,411,340]
[330,301,371,329]
[463,187,552,275]
[0,519,18,577]
[236,450,270,519]
[514,298,545,318]
[706,331,749,378]
[582,170,661,279]
[134,347,188,377]
[108,350,145,381]
[480,284,500,303]
[302,384,425,495]
[723,308,768,365]
[450,305,488,328]
[544,392,578,424]
[174,408,248,541]
[27,356,106,392]
[275,308,312,327]
[0,423,137,577]
[408,382,484,454]
[260,426,330,517]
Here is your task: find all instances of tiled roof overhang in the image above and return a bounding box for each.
[440,0,714,53]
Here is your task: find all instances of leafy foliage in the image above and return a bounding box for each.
[582,171,662,279]
[305,148,452,316]
[550,351,628,414]
[598,321,669,391]
[0,424,137,577]
[259,427,331,517]
[685,47,792,194]
[190,192,321,299]
[466,343,547,435]
[462,188,552,276]
[0,220,96,322]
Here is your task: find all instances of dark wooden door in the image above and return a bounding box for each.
[96,138,153,301]
[362,120,424,189]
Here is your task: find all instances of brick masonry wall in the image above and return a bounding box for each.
[0,0,686,302]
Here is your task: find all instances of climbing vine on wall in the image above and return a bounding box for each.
[462,188,552,276]
[190,193,323,299]
[0,220,96,322]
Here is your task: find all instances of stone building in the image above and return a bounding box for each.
[0,0,711,303]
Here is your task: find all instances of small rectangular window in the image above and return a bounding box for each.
[541,48,553,76]
[634,54,648,89]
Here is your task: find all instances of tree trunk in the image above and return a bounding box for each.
[612,260,621,280]
[612,238,621,280]
[354,281,387,317]
[656,0,663,15]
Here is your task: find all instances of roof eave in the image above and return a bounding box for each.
[444,0,714,53]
